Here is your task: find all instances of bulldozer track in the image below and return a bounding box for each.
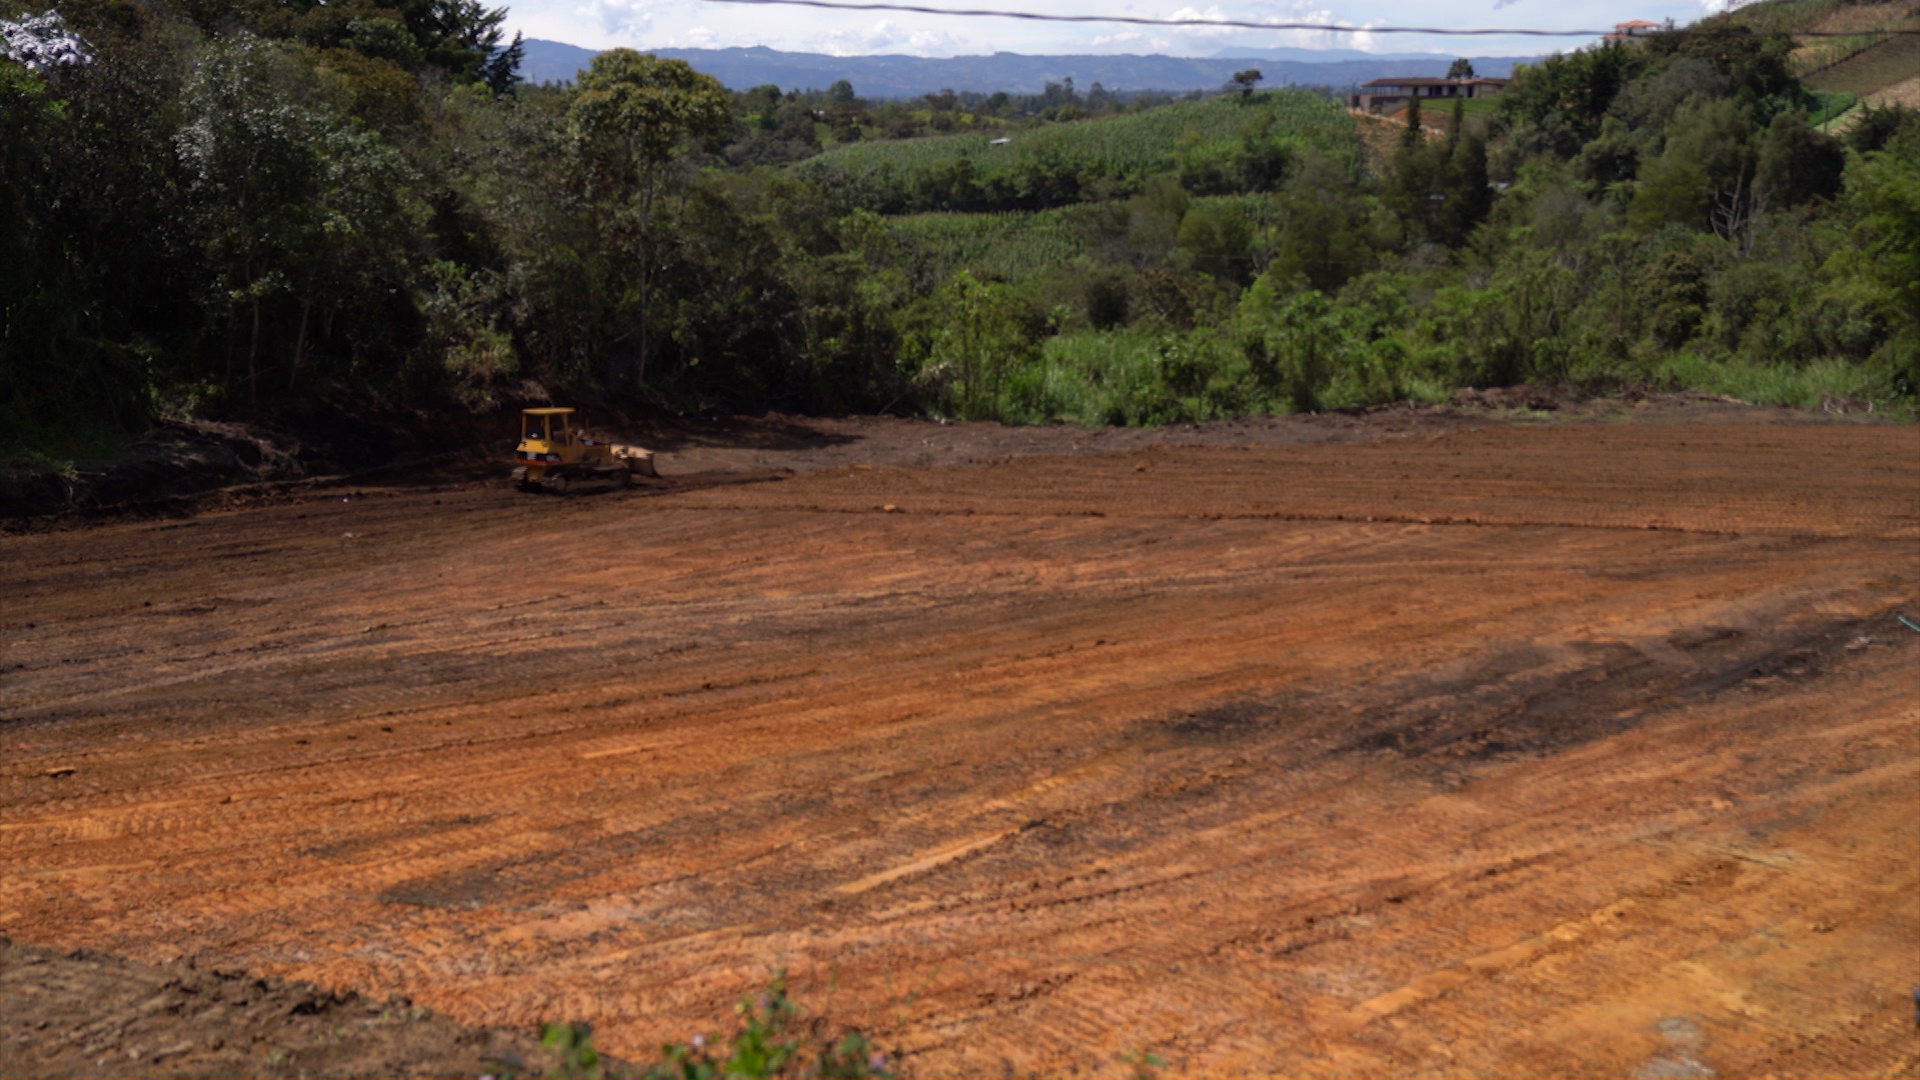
[1,420,1916,1078]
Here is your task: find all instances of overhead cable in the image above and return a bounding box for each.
[693,0,1919,38]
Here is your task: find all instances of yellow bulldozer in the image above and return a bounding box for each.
[510,407,655,492]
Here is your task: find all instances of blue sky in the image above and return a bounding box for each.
[502,0,1744,58]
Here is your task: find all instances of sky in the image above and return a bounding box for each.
[501,0,1750,59]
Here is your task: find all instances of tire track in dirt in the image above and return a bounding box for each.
[0,421,1915,1076]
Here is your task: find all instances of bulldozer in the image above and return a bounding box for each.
[510,407,655,492]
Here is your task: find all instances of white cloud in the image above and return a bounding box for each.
[1165,5,1236,39]
[591,0,652,38]
[814,18,973,56]
[909,30,968,53]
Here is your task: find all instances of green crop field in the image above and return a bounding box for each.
[888,194,1273,283]
[1806,33,1920,96]
[1725,0,1845,34]
[793,91,1354,206]
[889,207,1099,282]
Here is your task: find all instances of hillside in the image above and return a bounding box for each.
[518,38,1529,94]
[1723,0,1920,110]
[885,194,1276,284]
[791,90,1355,214]
[5,0,1913,470]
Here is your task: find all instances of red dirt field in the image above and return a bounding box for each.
[2,417,1917,1078]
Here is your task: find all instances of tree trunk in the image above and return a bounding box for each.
[635,163,658,389]
[247,298,261,407]
[288,298,312,393]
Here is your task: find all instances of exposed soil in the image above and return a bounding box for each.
[0,937,597,1079]
[1,411,1916,1078]
[6,386,1886,526]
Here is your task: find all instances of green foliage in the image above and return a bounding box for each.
[792,91,1352,214]
[1266,156,1378,293]
[905,271,1042,419]
[506,976,902,1076]
[571,51,731,192]
[1387,107,1493,248]
[1830,122,1920,393]
[1500,41,1640,155]
[1847,101,1920,154]
[1806,90,1855,128]
[1177,200,1255,283]
[1755,110,1845,207]
[3,2,1915,460]
[889,206,1092,283]
[174,34,422,402]
[1630,99,1754,230]
[568,50,732,385]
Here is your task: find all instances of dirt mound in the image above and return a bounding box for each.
[0,937,589,1079]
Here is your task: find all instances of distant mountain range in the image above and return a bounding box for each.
[517,39,1536,96]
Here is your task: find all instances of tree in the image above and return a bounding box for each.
[1447,58,1474,80]
[1630,98,1753,231]
[917,272,1035,419]
[568,50,730,385]
[1440,125,1493,246]
[1498,41,1638,155]
[1268,155,1376,293]
[1177,202,1254,284]
[1754,110,1844,209]
[173,35,419,403]
[1229,68,1262,100]
[480,31,523,96]
[1832,125,1920,391]
[174,35,331,403]
[1237,276,1340,412]
[396,0,513,82]
[1846,103,1919,155]
[1390,98,1444,242]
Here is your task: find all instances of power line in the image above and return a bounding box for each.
[694,0,1919,38]
[696,0,1610,36]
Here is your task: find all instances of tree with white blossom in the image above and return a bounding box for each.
[0,9,91,77]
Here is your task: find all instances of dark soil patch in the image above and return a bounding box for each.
[1337,606,1907,766]
[0,937,621,1079]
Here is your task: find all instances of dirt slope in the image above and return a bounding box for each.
[1,419,1916,1077]
[0,937,591,1079]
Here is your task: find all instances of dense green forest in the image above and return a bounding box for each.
[2,0,1916,461]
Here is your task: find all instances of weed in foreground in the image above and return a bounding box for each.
[538,972,889,1080]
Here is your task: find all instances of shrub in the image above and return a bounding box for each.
[536,973,889,1080]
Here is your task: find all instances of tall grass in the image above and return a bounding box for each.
[1650,353,1887,408]
[960,333,1895,430]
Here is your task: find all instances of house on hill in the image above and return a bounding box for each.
[1605,19,1666,38]
[1348,76,1509,115]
